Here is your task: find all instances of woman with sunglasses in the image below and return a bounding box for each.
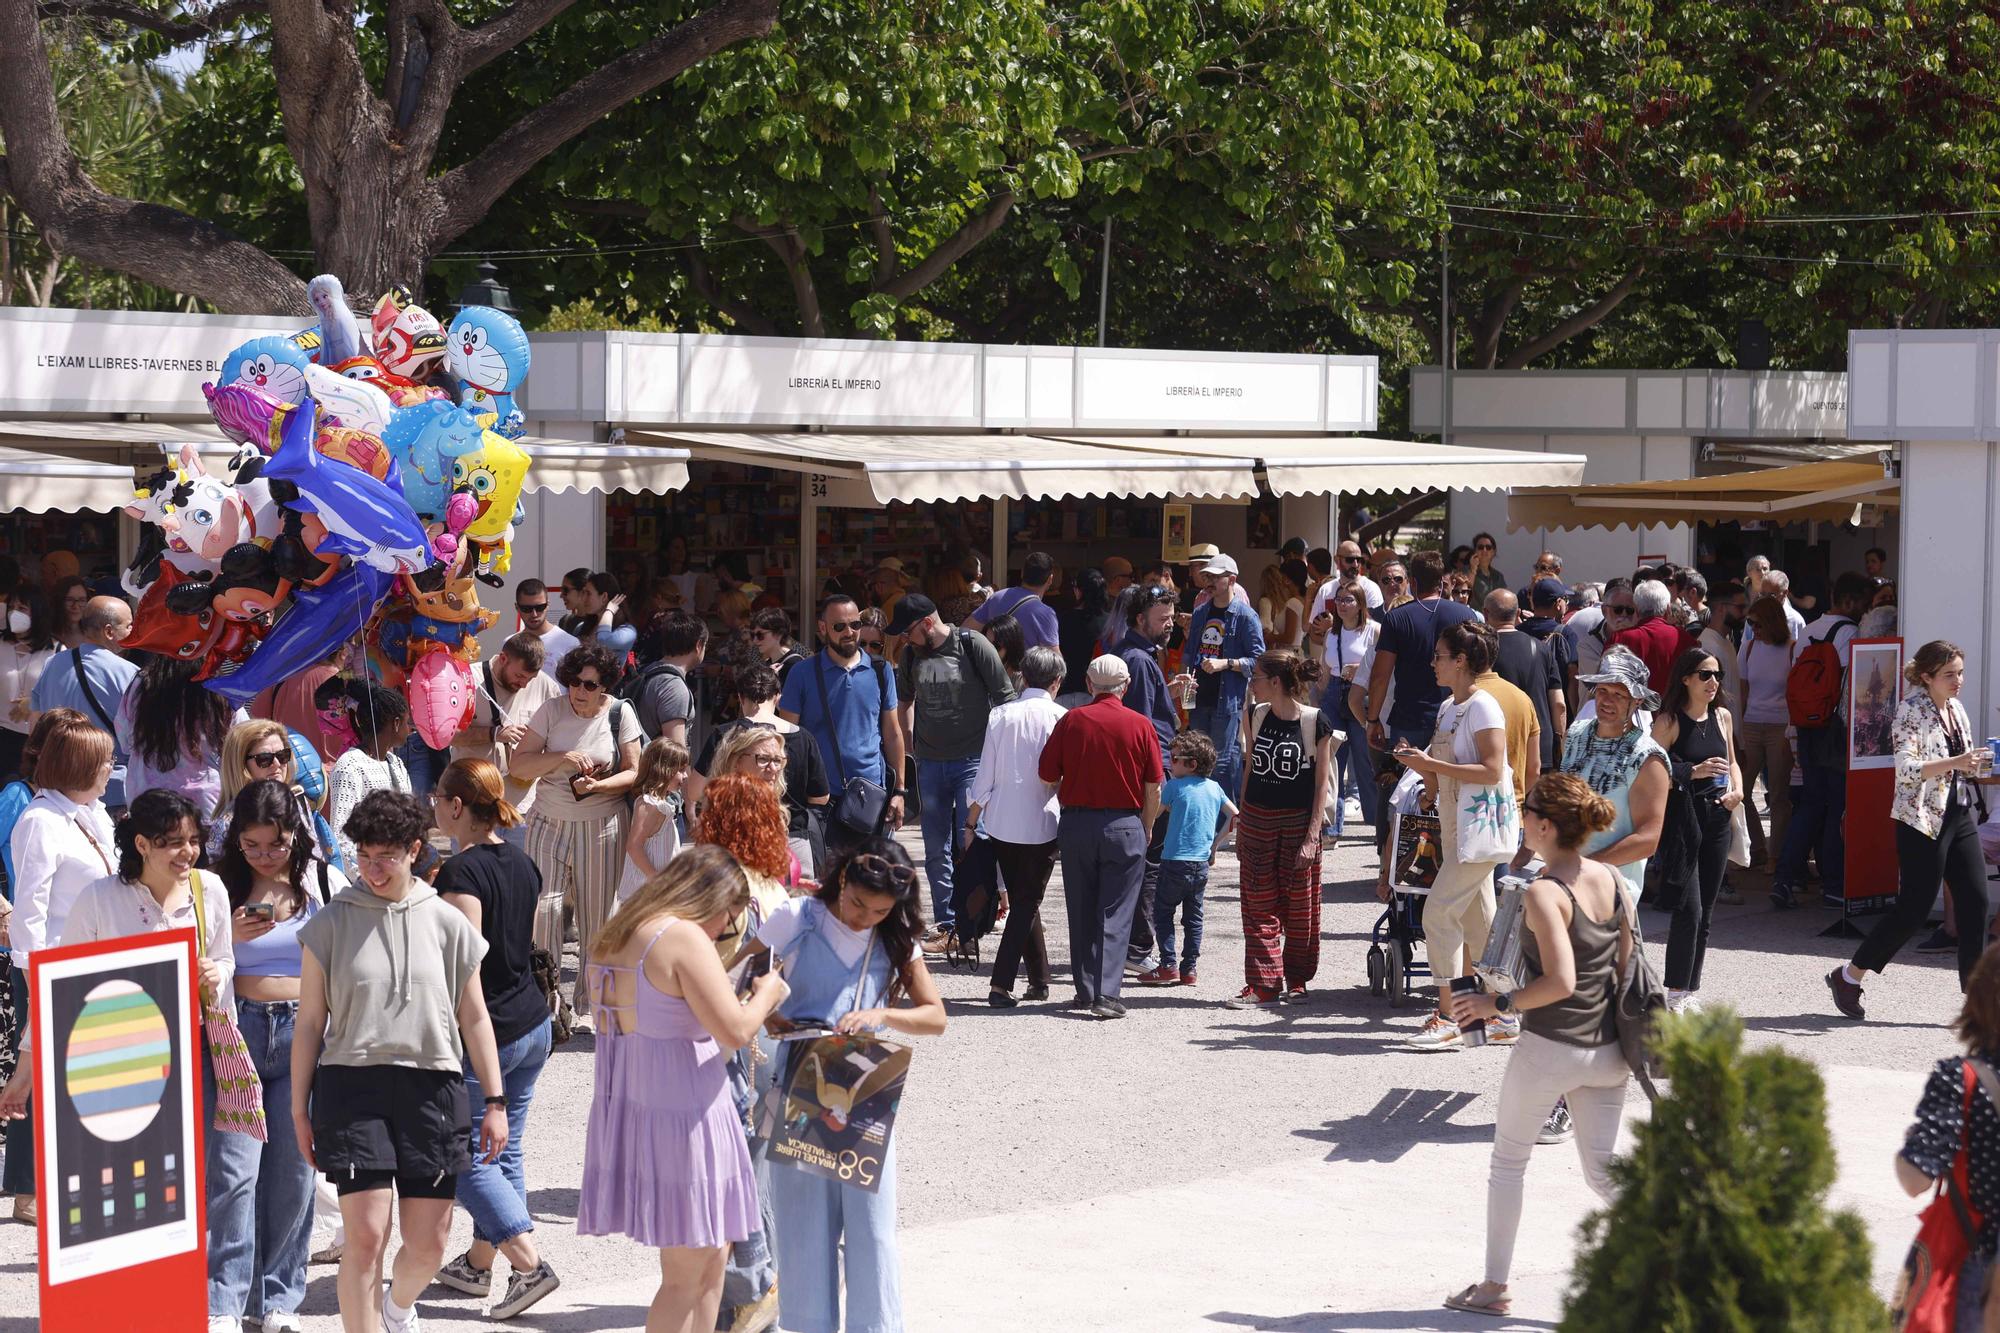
[325,681,414,874]
[509,642,643,1016]
[736,836,944,1333]
[209,779,342,1333]
[855,606,889,661]
[1651,647,1743,1013]
[212,720,295,860]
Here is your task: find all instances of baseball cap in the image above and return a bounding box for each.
[1205,553,1240,577]
[885,592,938,637]
[1530,577,1574,606]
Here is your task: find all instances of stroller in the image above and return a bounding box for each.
[1366,767,1437,1007]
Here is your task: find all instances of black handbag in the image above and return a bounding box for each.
[813,656,890,838]
[1614,894,1669,1100]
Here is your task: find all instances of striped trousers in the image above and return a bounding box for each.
[525,808,626,1008]
[1237,802,1323,991]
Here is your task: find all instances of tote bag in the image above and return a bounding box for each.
[189,871,268,1141]
[1455,766,1521,864]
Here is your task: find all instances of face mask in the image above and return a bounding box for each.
[7,611,28,636]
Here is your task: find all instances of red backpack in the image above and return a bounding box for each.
[1786,621,1854,728]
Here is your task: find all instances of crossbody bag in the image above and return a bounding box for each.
[70,647,117,734]
[814,656,891,837]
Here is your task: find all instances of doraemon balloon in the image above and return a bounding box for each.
[446,307,530,438]
[219,336,313,405]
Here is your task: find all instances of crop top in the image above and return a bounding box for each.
[233,898,318,978]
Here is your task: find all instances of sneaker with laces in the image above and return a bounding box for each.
[381,1290,421,1333]
[431,1251,492,1297]
[1916,926,1960,954]
[1486,1014,1520,1044]
[1179,968,1198,986]
[262,1314,304,1333]
[1406,1011,1463,1051]
[491,1260,561,1319]
[1768,882,1797,910]
[1134,965,1180,986]
[1538,1102,1574,1144]
[1222,986,1281,1010]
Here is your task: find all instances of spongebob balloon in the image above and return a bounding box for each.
[452,429,529,577]
[445,307,530,438]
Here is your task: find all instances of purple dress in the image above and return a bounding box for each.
[576,922,758,1247]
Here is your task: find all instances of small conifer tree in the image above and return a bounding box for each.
[1561,1009,1884,1331]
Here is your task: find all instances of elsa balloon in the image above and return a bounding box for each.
[445,307,531,437]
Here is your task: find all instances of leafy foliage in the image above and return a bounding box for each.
[1561,1009,1883,1332]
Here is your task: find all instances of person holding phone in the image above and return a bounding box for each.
[293,791,505,1333]
[1652,646,1743,1014]
[209,779,342,1333]
[508,642,643,1018]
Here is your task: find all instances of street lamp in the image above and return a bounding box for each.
[455,260,517,314]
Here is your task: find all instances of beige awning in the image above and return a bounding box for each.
[523,440,689,496]
[1044,434,1589,496]
[0,445,142,514]
[634,431,1259,503]
[1507,460,1900,532]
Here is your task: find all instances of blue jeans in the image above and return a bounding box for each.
[720,1040,776,1321]
[917,756,979,930]
[208,999,315,1320]
[458,1018,551,1246]
[771,1141,900,1333]
[1152,859,1210,972]
[399,733,451,798]
[1190,701,1245,808]
[1324,680,1376,833]
[1776,760,1847,897]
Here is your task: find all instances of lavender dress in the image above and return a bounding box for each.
[577,922,759,1247]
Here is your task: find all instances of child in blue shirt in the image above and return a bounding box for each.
[1138,730,1237,987]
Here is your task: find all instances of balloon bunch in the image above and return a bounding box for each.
[123,274,535,752]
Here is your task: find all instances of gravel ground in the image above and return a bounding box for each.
[0,822,1968,1331]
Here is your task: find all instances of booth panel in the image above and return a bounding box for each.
[1901,438,1993,729]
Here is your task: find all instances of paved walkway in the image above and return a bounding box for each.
[0,829,1954,1331]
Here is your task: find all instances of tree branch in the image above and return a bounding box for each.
[461,0,580,76]
[1498,265,1646,369]
[866,185,897,288]
[433,0,778,244]
[735,216,823,336]
[871,191,1015,301]
[36,0,266,44]
[1468,279,1526,370]
[684,248,778,337]
[0,1,307,313]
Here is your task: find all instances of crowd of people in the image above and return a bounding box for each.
[0,524,1954,1331]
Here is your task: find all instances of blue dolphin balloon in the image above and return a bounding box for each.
[203,562,395,706]
[264,387,432,574]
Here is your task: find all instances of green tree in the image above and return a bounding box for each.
[0,0,784,313]
[1561,1010,1882,1331]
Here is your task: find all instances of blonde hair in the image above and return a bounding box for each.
[593,843,749,960]
[635,736,692,799]
[434,757,522,828]
[709,725,789,802]
[215,719,292,818]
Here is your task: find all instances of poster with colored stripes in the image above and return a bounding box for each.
[35,935,198,1289]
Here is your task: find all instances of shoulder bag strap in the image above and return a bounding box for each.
[71,812,113,877]
[72,648,117,734]
[812,656,850,787]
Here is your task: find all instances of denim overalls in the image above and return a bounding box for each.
[769,898,902,1333]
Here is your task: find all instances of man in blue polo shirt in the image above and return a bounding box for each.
[966,550,1061,651]
[780,593,906,851]
[33,595,137,811]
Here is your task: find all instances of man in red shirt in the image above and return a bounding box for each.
[1605,578,1695,694]
[1039,654,1164,1019]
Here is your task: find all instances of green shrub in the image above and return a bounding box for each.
[1561,1008,1885,1331]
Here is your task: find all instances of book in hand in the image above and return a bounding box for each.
[761,1032,911,1194]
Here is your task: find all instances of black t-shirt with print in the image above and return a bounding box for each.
[1244,710,1333,811]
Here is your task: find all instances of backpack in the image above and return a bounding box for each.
[1786,619,1856,729]
[619,660,685,737]
[946,833,1004,967]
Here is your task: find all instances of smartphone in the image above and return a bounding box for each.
[241,902,275,922]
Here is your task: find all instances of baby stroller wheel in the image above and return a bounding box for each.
[1365,943,1386,997]
[1386,942,1406,1007]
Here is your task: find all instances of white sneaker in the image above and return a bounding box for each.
[381,1291,421,1333]
[1486,1013,1521,1044]
[262,1315,303,1333]
[208,1319,243,1333]
[1406,1011,1463,1051]
[1666,988,1690,1014]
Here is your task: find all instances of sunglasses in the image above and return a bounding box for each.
[1381,573,1407,584]
[248,750,288,769]
[1475,544,1495,553]
[1607,604,1637,616]
[517,602,547,614]
[1523,801,1546,818]
[859,638,885,653]
[572,677,606,693]
[850,852,917,890]
[1692,668,1722,681]
[1340,554,1366,565]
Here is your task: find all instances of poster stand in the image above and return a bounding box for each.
[1823,637,1903,938]
[32,928,206,1331]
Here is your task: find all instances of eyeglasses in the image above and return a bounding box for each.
[517,602,547,614]
[749,752,785,769]
[64,596,87,608]
[751,630,773,641]
[1606,604,1637,616]
[1692,668,1722,681]
[1381,573,1407,585]
[1475,544,1496,553]
[859,638,885,654]
[572,677,605,692]
[1334,594,1359,605]
[355,849,411,868]
[247,750,288,769]
[849,852,917,890]
[241,838,294,860]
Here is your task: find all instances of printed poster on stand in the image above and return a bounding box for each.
[32,928,206,1329]
[1841,637,1902,919]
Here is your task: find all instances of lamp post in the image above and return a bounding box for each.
[455,260,517,314]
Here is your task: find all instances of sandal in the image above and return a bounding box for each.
[1443,1283,1511,1317]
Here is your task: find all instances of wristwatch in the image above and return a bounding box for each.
[484,1095,508,1109]
[1493,992,1513,1014]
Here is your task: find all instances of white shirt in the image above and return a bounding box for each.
[327,749,412,872]
[1434,689,1506,764]
[757,895,920,968]
[1782,598,1808,642]
[1791,613,1857,670]
[1323,618,1381,681]
[532,622,581,680]
[63,871,236,1011]
[0,641,53,736]
[10,790,116,963]
[1258,596,1305,650]
[969,688,1066,844]
[1310,577,1384,626]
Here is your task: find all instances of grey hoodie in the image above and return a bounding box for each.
[299,879,487,1072]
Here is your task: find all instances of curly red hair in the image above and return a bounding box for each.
[694,774,791,881]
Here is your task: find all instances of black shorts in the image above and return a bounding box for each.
[332,1168,459,1199]
[310,1064,470,1190]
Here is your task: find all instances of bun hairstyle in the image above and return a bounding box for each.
[1907,639,1965,690]
[115,788,203,881]
[1526,772,1616,851]
[1253,648,1327,701]
[1438,619,1498,675]
[433,757,522,829]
